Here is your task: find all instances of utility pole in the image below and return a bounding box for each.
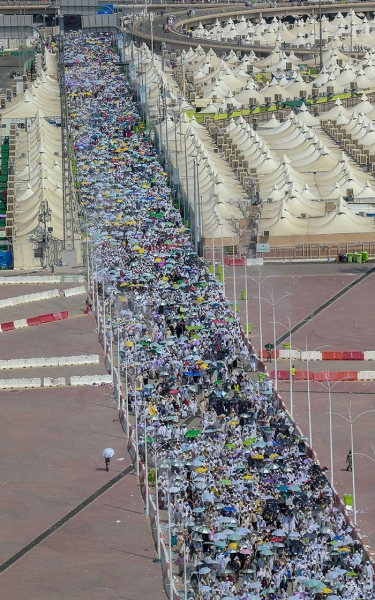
[57,35,76,257]
[38,200,52,269]
[319,0,323,71]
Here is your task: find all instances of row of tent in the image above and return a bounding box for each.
[1,50,60,122]
[158,105,375,245]
[8,51,77,268]
[192,10,375,49]
[127,42,375,115]
[157,112,246,242]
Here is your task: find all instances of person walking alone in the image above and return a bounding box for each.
[346,449,352,471]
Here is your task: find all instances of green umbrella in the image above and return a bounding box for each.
[228,533,242,541]
[226,443,236,449]
[146,436,154,443]
[259,548,273,556]
[220,479,232,486]
[213,380,223,385]
[243,438,256,446]
[345,572,357,577]
[305,580,321,589]
[186,429,201,438]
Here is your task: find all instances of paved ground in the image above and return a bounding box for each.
[0,277,166,599]
[222,261,375,557]
[0,56,22,94]
[222,262,374,351]
[277,380,375,558]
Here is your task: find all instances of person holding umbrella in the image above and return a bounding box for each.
[103,447,114,472]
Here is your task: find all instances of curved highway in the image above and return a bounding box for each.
[127,1,375,56]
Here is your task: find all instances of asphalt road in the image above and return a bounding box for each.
[0,55,23,95]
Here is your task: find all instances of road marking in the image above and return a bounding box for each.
[0,464,133,575]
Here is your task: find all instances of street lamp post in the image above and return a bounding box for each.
[147,441,174,559]
[143,410,149,516]
[330,403,375,526]
[259,289,292,390]
[232,231,237,317]
[319,0,323,71]
[134,386,140,477]
[247,272,275,361]
[271,314,294,418]
[244,257,249,338]
[38,200,52,269]
[305,340,329,449]
[314,375,353,486]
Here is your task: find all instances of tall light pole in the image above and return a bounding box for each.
[188,153,202,254]
[271,314,294,418]
[244,257,249,338]
[247,272,275,360]
[38,200,52,269]
[260,289,292,390]
[330,404,375,526]
[143,410,149,516]
[304,340,329,449]
[232,230,237,317]
[319,0,323,71]
[314,375,353,486]
[220,221,225,295]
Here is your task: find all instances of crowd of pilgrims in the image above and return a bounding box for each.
[65,31,374,600]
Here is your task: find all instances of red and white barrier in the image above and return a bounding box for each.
[264,349,375,361]
[271,370,375,381]
[0,311,68,332]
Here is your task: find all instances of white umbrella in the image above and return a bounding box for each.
[103,447,114,458]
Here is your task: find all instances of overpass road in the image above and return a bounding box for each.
[126,1,375,56]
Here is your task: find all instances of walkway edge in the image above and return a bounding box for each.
[276,266,375,346]
[0,464,133,576]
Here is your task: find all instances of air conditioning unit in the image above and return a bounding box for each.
[312,82,319,89]
[264,97,272,104]
[274,94,283,102]
[327,86,334,95]
[350,81,357,90]
[346,188,354,201]
[267,198,273,203]
[286,62,292,70]
[337,59,343,67]
[359,212,366,217]
[261,230,270,237]
[300,213,307,219]
[249,97,257,106]
[299,90,307,99]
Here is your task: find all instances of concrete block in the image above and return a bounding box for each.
[301,351,322,361]
[358,371,375,381]
[63,286,86,298]
[279,350,301,360]
[43,377,66,387]
[14,318,28,329]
